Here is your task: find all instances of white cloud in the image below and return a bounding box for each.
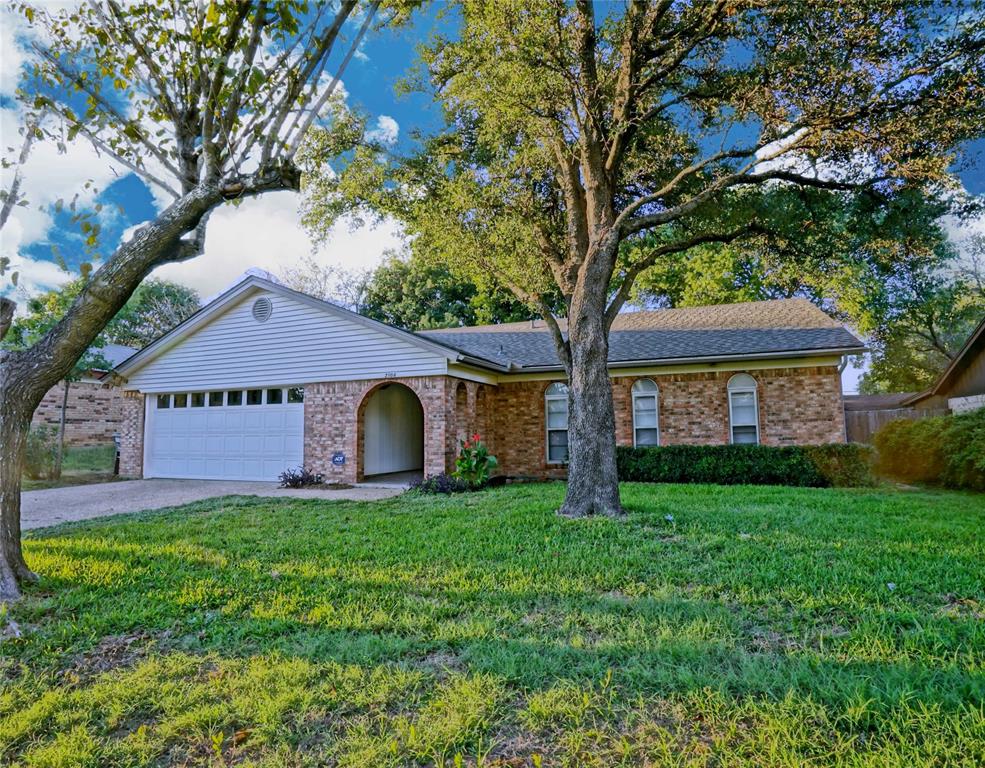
[365,115,399,145]
[943,208,985,253]
[0,6,32,95]
[151,190,405,298]
[0,216,74,303]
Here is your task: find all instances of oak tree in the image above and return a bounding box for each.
[305,0,985,517]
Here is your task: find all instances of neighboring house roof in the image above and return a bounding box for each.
[419,298,864,371]
[902,313,985,406]
[81,343,138,377]
[98,344,139,369]
[115,279,864,379]
[842,393,916,411]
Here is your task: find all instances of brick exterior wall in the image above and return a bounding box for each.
[489,365,845,478]
[118,392,145,477]
[304,375,463,483]
[31,379,125,446]
[118,365,846,483]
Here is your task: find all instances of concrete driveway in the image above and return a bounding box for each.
[22,478,406,531]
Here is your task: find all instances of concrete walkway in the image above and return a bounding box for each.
[22,478,406,531]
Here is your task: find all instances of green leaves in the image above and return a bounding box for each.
[19,0,381,204]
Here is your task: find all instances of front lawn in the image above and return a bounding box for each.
[2,484,983,766]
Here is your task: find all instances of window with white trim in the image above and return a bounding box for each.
[727,373,760,444]
[632,379,659,446]
[545,382,569,463]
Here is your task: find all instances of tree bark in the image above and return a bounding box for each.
[557,236,622,518]
[0,397,34,602]
[0,298,13,341]
[0,183,222,601]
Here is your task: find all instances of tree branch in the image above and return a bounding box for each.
[33,46,183,181]
[605,224,762,324]
[44,103,182,199]
[260,0,356,166]
[0,110,44,232]
[0,297,14,342]
[285,0,380,159]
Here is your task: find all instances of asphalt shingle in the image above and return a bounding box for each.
[418,298,864,370]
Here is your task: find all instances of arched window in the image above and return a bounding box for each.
[727,373,759,444]
[545,382,569,463]
[632,379,659,446]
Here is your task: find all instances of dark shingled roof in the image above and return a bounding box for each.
[843,393,916,411]
[418,298,864,370]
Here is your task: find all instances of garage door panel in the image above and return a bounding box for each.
[146,398,303,481]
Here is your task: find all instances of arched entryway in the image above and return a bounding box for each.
[359,382,425,482]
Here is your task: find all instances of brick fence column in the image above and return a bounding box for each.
[118,391,145,477]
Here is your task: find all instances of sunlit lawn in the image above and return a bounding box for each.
[2,483,984,766]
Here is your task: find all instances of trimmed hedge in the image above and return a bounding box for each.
[873,407,985,490]
[616,443,874,488]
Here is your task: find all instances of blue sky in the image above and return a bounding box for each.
[1,4,982,392]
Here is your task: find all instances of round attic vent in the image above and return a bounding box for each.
[252,297,273,323]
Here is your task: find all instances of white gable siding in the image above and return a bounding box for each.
[125,290,447,391]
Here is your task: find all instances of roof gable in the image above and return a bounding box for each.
[116,276,470,379]
[116,277,479,389]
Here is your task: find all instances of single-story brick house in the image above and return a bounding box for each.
[112,275,864,482]
[32,343,136,447]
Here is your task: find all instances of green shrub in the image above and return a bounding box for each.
[615,443,874,488]
[941,408,985,489]
[453,433,498,488]
[25,426,59,480]
[873,408,985,490]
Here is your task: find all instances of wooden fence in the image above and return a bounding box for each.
[844,407,948,444]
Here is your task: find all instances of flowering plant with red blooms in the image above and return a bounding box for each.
[454,433,499,488]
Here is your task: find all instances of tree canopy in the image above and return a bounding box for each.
[304,0,985,517]
[360,252,550,330]
[628,187,985,392]
[3,277,200,363]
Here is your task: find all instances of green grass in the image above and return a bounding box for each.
[2,483,984,766]
[61,444,116,473]
[23,445,119,491]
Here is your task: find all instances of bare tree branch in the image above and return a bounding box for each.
[0,110,44,232]
[285,0,380,159]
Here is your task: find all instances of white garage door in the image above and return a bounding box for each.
[145,387,304,481]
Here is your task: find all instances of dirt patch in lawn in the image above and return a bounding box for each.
[60,630,171,683]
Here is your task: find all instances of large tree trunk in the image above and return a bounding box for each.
[0,184,221,602]
[0,395,34,602]
[557,236,622,518]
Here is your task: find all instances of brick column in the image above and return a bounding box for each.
[118,391,145,477]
